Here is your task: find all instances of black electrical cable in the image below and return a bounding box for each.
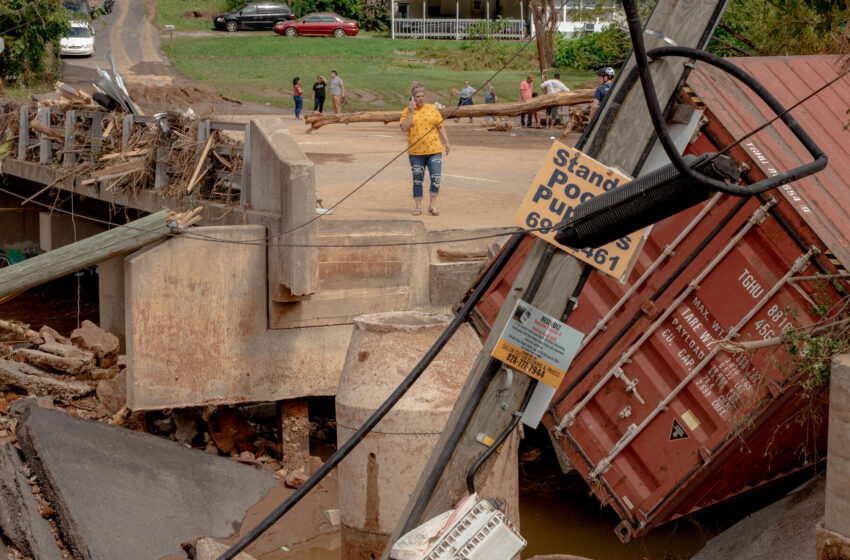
[466,385,534,494]
[216,231,524,560]
[620,0,826,196]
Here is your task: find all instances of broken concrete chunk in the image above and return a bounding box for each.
[38,326,67,345]
[14,348,93,375]
[10,397,55,417]
[15,406,277,560]
[95,369,126,416]
[0,360,93,402]
[38,342,90,361]
[182,537,257,560]
[285,469,309,488]
[0,444,63,560]
[69,320,119,367]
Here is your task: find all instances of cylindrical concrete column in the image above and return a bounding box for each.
[825,354,850,535]
[336,311,515,560]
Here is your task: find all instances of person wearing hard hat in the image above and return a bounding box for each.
[589,67,615,120]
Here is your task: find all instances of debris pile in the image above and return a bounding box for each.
[14,81,245,208]
[0,318,339,558]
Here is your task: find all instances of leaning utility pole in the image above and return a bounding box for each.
[383,0,731,556]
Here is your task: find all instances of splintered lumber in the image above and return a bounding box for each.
[303,89,594,130]
[0,209,181,299]
[29,119,64,142]
[81,159,145,185]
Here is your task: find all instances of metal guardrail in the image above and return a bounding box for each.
[15,107,252,206]
[393,18,525,39]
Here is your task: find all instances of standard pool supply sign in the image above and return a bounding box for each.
[491,300,583,389]
[513,141,646,280]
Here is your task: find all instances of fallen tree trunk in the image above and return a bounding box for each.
[303,89,594,131]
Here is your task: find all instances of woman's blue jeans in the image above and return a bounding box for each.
[294,95,303,118]
[408,153,442,199]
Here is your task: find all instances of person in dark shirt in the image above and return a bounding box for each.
[589,67,615,120]
[312,75,328,113]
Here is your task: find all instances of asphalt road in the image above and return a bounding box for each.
[60,0,183,89]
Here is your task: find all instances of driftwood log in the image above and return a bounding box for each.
[303,89,595,131]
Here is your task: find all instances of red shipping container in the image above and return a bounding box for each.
[471,55,850,542]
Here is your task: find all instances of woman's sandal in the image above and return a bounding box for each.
[428,208,439,216]
[412,209,422,216]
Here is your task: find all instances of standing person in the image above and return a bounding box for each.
[589,67,615,120]
[330,70,345,114]
[457,79,476,122]
[540,73,570,129]
[483,80,498,125]
[399,85,450,216]
[292,77,304,119]
[312,75,327,113]
[519,74,534,127]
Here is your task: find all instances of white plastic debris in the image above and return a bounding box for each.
[391,493,526,560]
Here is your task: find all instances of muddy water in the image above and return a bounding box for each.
[260,489,704,560]
[519,491,704,559]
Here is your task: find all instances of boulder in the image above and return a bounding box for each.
[69,320,119,368]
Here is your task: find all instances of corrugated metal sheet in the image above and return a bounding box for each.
[687,55,850,270]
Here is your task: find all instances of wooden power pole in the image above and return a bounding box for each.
[383,0,732,556]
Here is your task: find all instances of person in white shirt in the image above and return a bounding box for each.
[540,73,570,129]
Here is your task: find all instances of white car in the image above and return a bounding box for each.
[60,22,95,56]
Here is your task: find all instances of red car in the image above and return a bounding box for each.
[273,12,359,37]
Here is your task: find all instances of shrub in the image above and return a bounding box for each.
[358,0,390,31]
[553,22,630,70]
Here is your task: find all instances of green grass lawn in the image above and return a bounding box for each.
[163,34,595,111]
[157,0,227,31]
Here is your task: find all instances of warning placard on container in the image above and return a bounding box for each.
[491,300,583,389]
[513,141,646,281]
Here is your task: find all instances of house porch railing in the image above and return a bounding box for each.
[392,18,526,39]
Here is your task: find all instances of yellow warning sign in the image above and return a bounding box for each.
[513,141,646,280]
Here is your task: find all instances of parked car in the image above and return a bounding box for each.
[60,22,95,57]
[213,2,295,32]
[273,12,359,37]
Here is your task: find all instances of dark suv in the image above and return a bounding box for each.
[214,2,295,31]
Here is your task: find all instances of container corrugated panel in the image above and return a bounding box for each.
[469,56,849,542]
[540,55,850,541]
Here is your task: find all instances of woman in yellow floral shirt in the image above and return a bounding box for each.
[399,86,450,216]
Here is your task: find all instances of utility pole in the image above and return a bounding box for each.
[383,0,731,556]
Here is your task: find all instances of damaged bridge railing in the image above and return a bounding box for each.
[9,98,251,208]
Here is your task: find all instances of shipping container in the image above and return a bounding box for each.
[469,55,850,542]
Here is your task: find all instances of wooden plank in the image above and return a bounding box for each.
[186,132,215,194]
[0,210,171,299]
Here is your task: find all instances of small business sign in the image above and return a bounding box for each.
[513,141,647,281]
[491,300,583,389]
